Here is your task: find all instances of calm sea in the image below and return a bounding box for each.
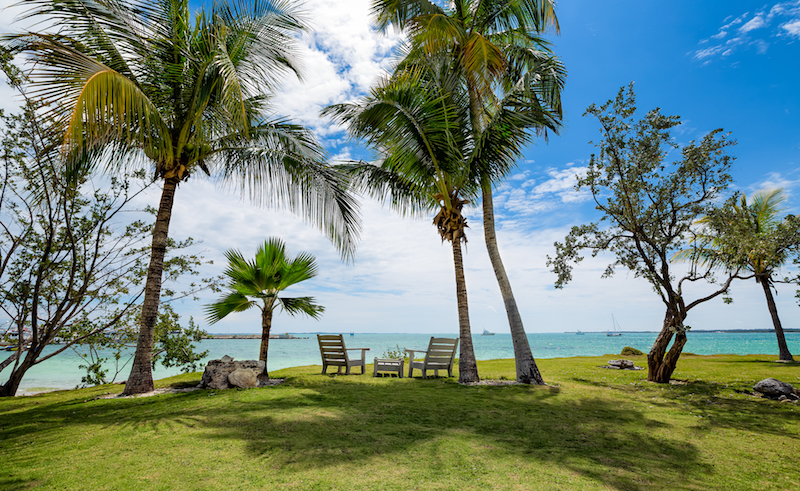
[7,330,800,394]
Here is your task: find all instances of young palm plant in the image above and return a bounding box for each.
[206,238,324,377]
[373,0,565,383]
[680,189,800,362]
[8,0,359,394]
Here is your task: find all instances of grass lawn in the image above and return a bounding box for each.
[1,354,799,490]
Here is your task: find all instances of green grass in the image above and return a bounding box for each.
[1,354,799,490]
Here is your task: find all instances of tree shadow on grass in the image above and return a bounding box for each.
[195,378,710,490]
[0,375,784,490]
[570,375,800,440]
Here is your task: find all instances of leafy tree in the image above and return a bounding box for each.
[547,85,739,383]
[9,0,360,394]
[74,303,210,387]
[683,189,800,361]
[324,65,482,382]
[205,238,323,378]
[372,0,565,383]
[0,104,204,396]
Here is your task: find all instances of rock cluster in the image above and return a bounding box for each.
[753,378,799,402]
[200,356,267,390]
[601,359,644,370]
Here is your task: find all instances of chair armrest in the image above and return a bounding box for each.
[404,349,427,360]
[345,348,369,351]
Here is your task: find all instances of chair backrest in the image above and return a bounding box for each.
[424,337,459,369]
[318,334,349,365]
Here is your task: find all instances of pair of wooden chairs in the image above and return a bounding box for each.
[317,334,459,378]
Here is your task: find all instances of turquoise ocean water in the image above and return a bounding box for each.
[7,330,800,394]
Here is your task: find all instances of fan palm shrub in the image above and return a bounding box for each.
[206,238,324,377]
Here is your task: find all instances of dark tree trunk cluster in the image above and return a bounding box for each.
[647,309,688,383]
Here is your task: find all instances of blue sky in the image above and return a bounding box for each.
[1,1,799,336]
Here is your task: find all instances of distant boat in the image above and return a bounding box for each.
[481,329,495,336]
[576,330,585,335]
[607,314,623,337]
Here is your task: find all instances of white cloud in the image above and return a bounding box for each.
[271,0,404,135]
[693,2,800,62]
[782,19,800,36]
[496,166,590,215]
[739,15,766,33]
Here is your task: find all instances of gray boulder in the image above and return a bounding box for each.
[201,357,265,390]
[608,359,635,369]
[753,378,795,398]
[228,368,258,389]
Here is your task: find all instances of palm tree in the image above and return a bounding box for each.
[325,65,481,382]
[205,238,324,377]
[686,189,800,362]
[372,0,565,383]
[9,0,360,394]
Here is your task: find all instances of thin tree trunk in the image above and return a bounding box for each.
[123,177,179,395]
[647,309,687,383]
[759,277,794,362]
[481,182,544,384]
[0,356,34,397]
[452,239,479,383]
[259,308,273,378]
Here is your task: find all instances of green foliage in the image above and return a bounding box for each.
[546,84,740,380]
[205,238,324,324]
[382,344,407,360]
[547,84,736,318]
[0,102,217,394]
[621,346,644,356]
[9,0,359,258]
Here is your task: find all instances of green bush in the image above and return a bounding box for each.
[621,346,644,356]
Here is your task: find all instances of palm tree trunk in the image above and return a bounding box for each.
[759,277,795,362]
[452,238,479,383]
[123,177,179,395]
[647,309,687,383]
[481,181,544,384]
[259,308,273,378]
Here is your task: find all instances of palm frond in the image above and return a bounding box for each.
[472,0,560,36]
[204,291,256,323]
[372,0,443,32]
[213,120,360,261]
[278,296,324,318]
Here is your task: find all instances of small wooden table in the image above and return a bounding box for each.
[373,357,404,377]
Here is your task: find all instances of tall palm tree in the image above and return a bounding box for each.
[372,0,565,383]
[685,189,800,362]
[206,238,324,377]
[325,65,481,383]
[9,0,360,394]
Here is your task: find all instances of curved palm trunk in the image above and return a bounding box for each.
[452,239,479,383]
[647,309,688,383]
[124,177,179,395]
[482,182,544,384]
[259,308,273,378]
[759,277,794,362]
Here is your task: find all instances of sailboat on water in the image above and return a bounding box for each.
[607,314,623,337]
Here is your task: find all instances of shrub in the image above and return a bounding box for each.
[621,346,644,356]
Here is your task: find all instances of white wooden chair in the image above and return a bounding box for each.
[317,334,369,375]
[405,337,459,378]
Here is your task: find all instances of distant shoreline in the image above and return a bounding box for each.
[202,329,800,337]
